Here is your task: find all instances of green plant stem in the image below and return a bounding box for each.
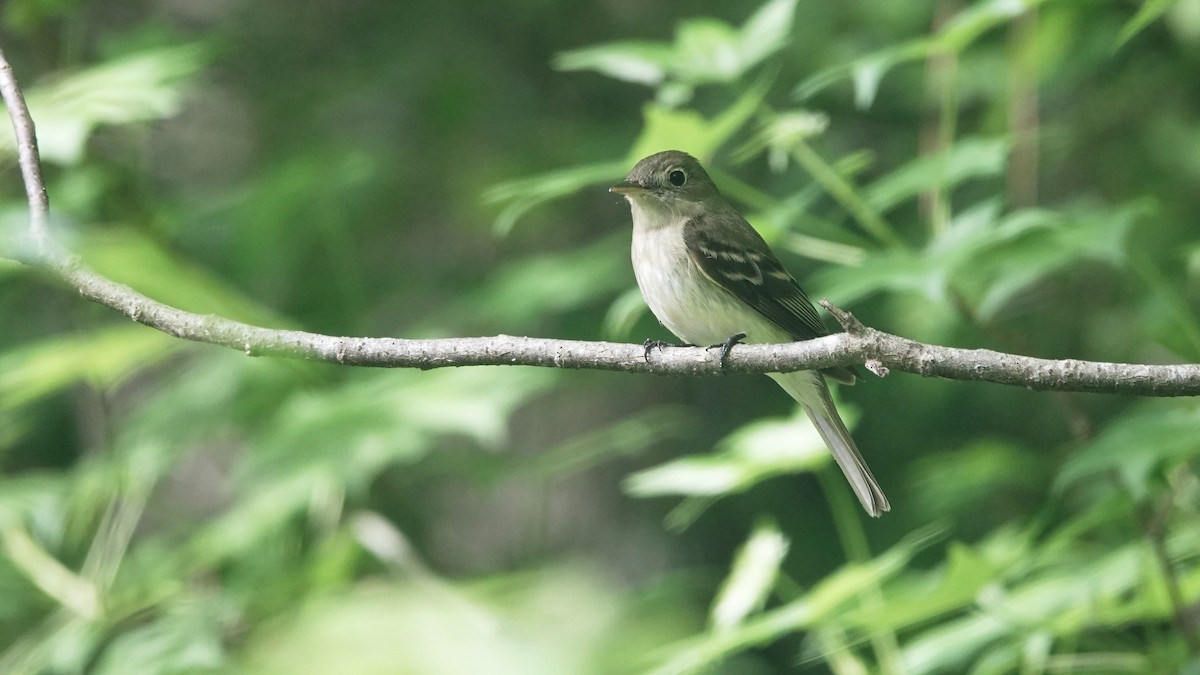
[920,0,962,235]
[1006,7,1040,209]
[707,167,781,212]
[1129,250,1200,359]
[790,140,906,250]
[818,469,906,675]
[932,67,958,233]
[1124,471,1200,655]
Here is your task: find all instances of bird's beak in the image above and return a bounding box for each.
[609,180,647,196]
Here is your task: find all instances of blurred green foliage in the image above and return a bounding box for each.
[2,0,1200,672]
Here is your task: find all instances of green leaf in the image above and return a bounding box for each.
[710,520,789,631]
[554,0,796,91]
[525,407,693,479]
[811,249,933,308]
[0,326,180,414]
[850,54,897,110]
[649,525,942,675]
[625,405,846,498]
[796,40,930,104]
[246,367,559,486]
[77,227,291,326]
[797,0,1032,105]
[865,137,1009,213]
[552,42,674,85]
[454,234,630,329]
[935,0,1032,53]
[0,520,100,619]
[629,80,766,163]
[629,105,719,164]
[963,203,1142,319]
[0,45,207,165]
[89,601,228,675]
[840,525,1034,640]
[899,540,1158,673]
[673,18,743,83]
[602,286,651,340]
[873,200,1144,321]
[906,440,1048,518]
[814,197,1129,321]
[483,161,626,236]
[1056,400,1200,498]
[737,0,800,69]
[486,84,764,236]
[239,567,690,675]
[676,0,798,84]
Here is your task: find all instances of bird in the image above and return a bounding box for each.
[610,149,889,516]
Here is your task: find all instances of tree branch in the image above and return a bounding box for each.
[3,47,1199,396]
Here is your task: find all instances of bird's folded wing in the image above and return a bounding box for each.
[682,216,827,342]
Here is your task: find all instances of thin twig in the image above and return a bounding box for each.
[0,47,49,241]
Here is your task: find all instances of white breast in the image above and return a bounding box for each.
[630,221,787,347]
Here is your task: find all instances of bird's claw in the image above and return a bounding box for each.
[707,332,747,370]
[642,338,700,362]
[643,338,673,362]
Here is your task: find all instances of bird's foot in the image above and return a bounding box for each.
[643,338,688,362]
[706,332,747,370]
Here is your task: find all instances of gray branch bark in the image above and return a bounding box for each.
[3,46,1199,396]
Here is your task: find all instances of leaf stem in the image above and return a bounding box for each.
[789,140,906,250]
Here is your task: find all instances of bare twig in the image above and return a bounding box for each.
[0,48,49,245]
[2,48,1200,396]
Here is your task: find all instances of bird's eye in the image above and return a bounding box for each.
[668,169,687,187]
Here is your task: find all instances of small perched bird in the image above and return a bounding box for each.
[611,150,889,517]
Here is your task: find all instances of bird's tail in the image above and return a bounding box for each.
[767,372,890,517]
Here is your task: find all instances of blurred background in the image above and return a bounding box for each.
[1,0,1199,672]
